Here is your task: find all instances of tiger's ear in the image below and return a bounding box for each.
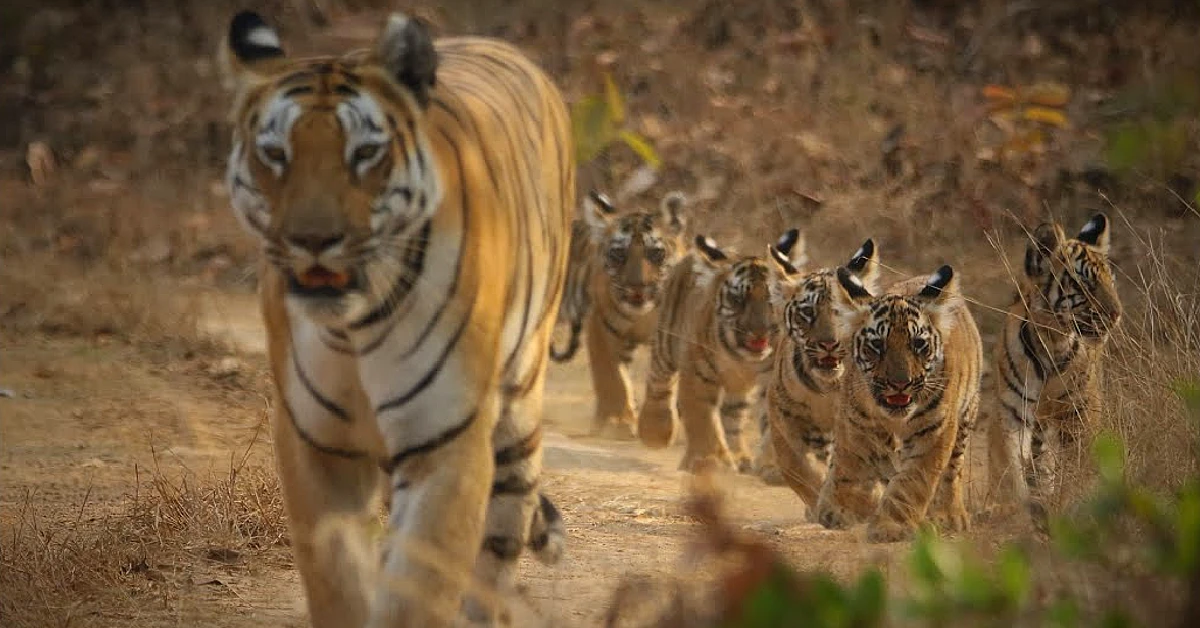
[694,235,729,265]
[220,11,287,92]
[377,13,439,107]
[914,265,963,328]
[768,228,807,276]
[582,190,616,236]
[831,266,873,334]
[1024,223,1064,279]
[1075,212,1111,254]
[659,191,687,234]
[844,238,880,292]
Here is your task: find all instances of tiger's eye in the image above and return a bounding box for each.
[262,145,287,163]
[353,143,381,164]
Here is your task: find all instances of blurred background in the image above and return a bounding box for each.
[2,1,1199,626]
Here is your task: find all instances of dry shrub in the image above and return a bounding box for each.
[0,437,287,628]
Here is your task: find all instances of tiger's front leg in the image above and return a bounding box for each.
[368,397,497,628]
[585,311,637,440]
[677,368,734,472]
[719,385,759,473]
[869,418,956,543]
[815,444,879,530]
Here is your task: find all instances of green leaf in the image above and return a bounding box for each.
[570,95,615,164]
[850,570,887,625]
[617,129,662,169]
[1174,482,1200,574]
[997,546,1032,608]
[1099,609,1133,628]
[603,71,625,125]
[1051,516,1099,560]
[1044,597,1080,628]
[1091,432,1126,485]
[909,530,945,591]
[1172,378,1200,420]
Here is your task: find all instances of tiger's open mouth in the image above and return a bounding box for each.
[881,393,912,408]
[815,355,841,370]
[287,266,359,298]
[742,335,771,354]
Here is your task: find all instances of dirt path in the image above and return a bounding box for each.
[2,288,919,626]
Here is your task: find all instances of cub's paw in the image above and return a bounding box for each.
[815,499,853,530]
[932,507,971,534]
[754,460,786,486]
[866,518,916,543]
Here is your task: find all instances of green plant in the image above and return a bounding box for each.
[571,72,661,169]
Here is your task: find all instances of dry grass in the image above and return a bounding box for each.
[0,432,287,628]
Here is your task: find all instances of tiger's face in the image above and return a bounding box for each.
[784,239,878,383]
[832,265,961,418]
[1023,213,1121,341]
[695,229,806,361]
[584,191,687,315]
[221,13,441,323]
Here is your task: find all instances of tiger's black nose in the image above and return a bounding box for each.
[287,233,345,255]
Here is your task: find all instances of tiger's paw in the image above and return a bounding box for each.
[754,460,786,486]
[932,507,971,534]
[866,518,916,543]
[815,500,852,530]
[679,449,735,474]
[636,405,677,449]
[592,414,637,441]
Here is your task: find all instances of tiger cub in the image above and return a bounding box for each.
[761,238,880,510]
[987,214,1121,526]
[551,190,689,438]
[816,265,982,542]
[638,230,805,471]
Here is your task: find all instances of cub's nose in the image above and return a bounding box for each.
[287,233,345,255]
[817,340,838,352]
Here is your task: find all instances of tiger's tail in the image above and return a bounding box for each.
[549,320,583,363]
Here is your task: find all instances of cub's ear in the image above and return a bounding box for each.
[1025,222,1064,278]
[778,228,808,266]
[914,264,963,327]
[659,191,687,233]
[220,11,286,92]
[377,13,438,107]
[694,235,729,264]
[582,190,616,234]
[1075,212,1111,254]
[844,238,880,292]
[830,265,873,334]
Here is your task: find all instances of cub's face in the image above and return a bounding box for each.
[695,229,806,361]
[221,11,442,322]
[784,239,878,383]
[584,191,687,315]
[832,265,960,418]
[1023,213,1121,341]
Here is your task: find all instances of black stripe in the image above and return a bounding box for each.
[348,221,430,331]
[381,411,477,476]
[1017,321,1047,381]
[494,426,542,466]
[720,400,751,413]
[390,129,471,361]
[282,398,366,460]
[1002,345,1038,403]
[374,308,474,414]
[601,312,624,337]
[291,347,350,421]
[790,347,823,393]
[1053,337,1080,373]
[491,475,537,495]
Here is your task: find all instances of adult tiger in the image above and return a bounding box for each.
[550,190,689,438]
[637,230,805,471]
[220,11,572,627]
[757,238,880,510]
[815,265,982,542]
[986,214,1121,527]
